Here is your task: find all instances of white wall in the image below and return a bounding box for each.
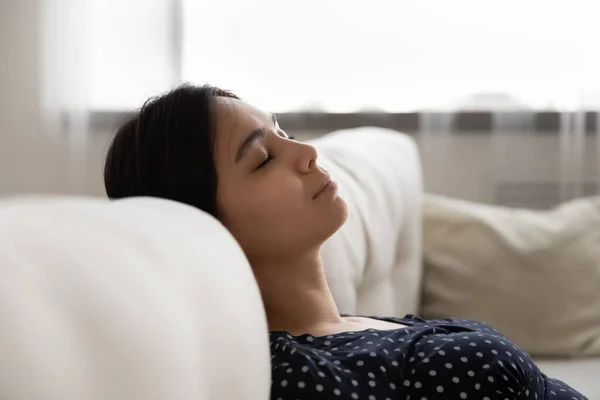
[0,0,72,196]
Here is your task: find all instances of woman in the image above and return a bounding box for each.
[103,84,587,400]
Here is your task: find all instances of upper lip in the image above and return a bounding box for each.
[313,174,333,199]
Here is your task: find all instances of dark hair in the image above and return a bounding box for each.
[103,83,238,219]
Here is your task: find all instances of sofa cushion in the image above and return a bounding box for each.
[0,197,270,400]
[421,194,600,357]
[536,358,600,400]
[311,128,423,317]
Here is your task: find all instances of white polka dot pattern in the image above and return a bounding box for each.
[269,315,588,399]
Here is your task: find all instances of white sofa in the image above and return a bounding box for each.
[0,127,597,399]
[0,196,271,400]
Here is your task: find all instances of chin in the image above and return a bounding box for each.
[322,196,349,240]
[262,197,350,257]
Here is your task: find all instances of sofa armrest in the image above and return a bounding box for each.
[0,197,270,400]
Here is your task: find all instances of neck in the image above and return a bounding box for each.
[250,248,342,334]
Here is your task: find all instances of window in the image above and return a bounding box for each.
[90,0,600,112]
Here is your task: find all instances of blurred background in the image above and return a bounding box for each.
[1,0,599,207]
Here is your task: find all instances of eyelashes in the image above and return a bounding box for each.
[257,152,274,169]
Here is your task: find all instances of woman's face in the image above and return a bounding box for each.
[213,97,348,262]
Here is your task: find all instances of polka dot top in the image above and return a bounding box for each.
[269,314,587,400]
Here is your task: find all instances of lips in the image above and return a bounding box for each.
[313,175,333,199]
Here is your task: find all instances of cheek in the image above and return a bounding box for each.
[245,185,303,223]
[226,179,307,232]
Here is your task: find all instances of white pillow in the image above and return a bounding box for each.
[0,197,270,400]
[312,128,423,317]
[421,194,600,357]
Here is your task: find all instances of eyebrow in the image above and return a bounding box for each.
[234,114,278,164]
[235,127,266,163]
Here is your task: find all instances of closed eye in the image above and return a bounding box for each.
[255,134,296,170]
[256,152,274,169]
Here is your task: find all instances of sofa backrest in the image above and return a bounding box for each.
[0,197,270,400]
[311,127,423,317]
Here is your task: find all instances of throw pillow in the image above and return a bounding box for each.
[421,194,600,357]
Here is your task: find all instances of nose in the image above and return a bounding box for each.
[296,142,319,174]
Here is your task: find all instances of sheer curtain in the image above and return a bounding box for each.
[46,0,600,113]
[40,0,178,193]
[40,0,93,193]
[40,0,600,203]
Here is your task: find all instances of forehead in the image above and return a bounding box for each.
[212,97,270,163]
[214,97,269,137]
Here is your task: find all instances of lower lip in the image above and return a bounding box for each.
[315,180,337,199]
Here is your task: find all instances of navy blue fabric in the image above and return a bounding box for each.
[270,314,587,399]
